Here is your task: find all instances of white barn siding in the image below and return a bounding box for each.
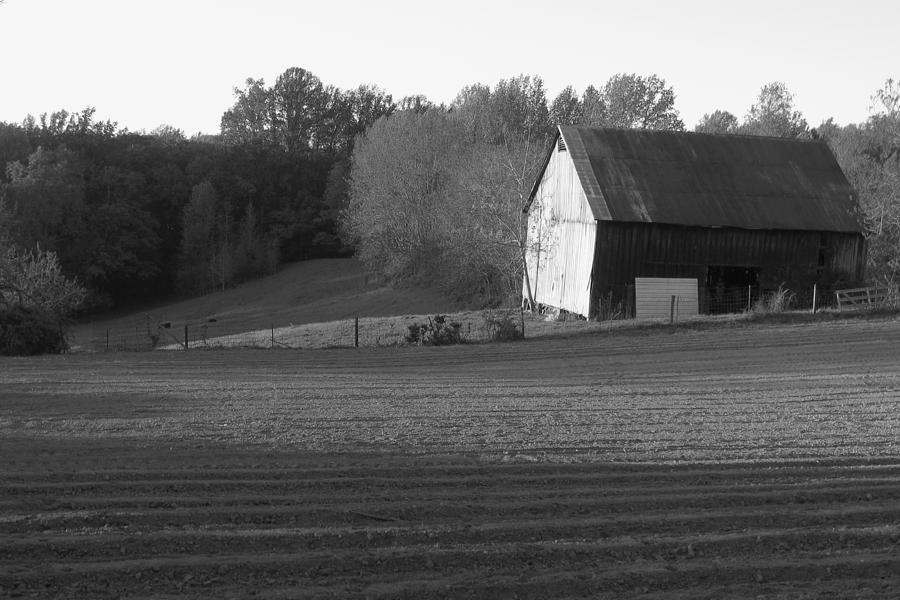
[524,140,596,317]
[634,278,699,319]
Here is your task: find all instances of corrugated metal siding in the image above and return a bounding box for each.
[524,141,596,317]
[592,221,866,310]
[558,126,864,234]
[635,278,699,319]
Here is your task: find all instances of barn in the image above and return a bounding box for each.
[523,126,866,318]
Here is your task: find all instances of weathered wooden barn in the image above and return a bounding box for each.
[523,126,866,318]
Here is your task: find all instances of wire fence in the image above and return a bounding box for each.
[597,283,850,319]
[74,309,529,353]
[72,282,899,353]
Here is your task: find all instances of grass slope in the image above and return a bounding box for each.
[71,258,467,350]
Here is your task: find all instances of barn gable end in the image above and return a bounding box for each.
[524,130,597,317]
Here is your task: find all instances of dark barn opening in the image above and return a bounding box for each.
[706,265,760,314]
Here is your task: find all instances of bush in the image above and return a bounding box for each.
[0,305,68,355]
[483,312,523,342]
[404,315,464,346]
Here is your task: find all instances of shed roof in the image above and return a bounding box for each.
[531,126,863,233]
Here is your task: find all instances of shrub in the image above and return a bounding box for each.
[0,304,68,355]
[483,312,523,342]
[404,315,464,346]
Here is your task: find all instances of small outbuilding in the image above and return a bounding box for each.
[523,126,866,318]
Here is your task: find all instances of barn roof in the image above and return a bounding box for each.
[530,126,863,233]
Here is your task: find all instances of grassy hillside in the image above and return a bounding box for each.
[70,258,468,350]
[71,257,888,352]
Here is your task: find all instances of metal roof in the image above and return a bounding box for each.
[533,126,863,233]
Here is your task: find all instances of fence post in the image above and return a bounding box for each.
[520,306,525,339]
[184,325,189,351]
[271,325,275,348]
[812,284,817,314]
[670,295,676,325]
[355,316,359,348]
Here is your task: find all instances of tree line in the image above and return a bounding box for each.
[0,68,401,316]
[1,67,899,350]
[345,73,697,304]
[345,75,900,304]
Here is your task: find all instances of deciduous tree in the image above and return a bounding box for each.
[602,73,684,130]
[177,180,225,295]
[345,110,468,281]
[549,86,582,126]
[273,67,326,152]
[2,146,87,275]
[580,85,607,126]
[220,78,275,145]
[742,82,809,138]
[694,110,740,134]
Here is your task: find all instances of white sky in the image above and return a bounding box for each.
[0,0,897,135]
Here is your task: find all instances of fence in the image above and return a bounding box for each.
[72,283,896,353]
[834,285,899,310]
[597,283,847,320]
[74,308,528,353]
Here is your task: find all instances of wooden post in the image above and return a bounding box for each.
[354,316,359,348]
[271,325,275,348]
[670,295,676,325]
[520,306,526,339]
[812,284,817,314]
[747,285,752,312]
[184,325,189,351]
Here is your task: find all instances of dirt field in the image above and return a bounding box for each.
[2,317,900,598]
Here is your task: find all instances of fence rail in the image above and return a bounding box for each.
[835,286,898,310]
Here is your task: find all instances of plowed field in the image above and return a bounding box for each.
[2,317,900,598]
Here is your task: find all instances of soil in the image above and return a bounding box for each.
[2,316,900,598]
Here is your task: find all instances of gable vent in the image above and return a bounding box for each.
[557,137,567,152]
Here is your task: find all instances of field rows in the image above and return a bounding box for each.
[2,316,900,597]
[2,443,900,599]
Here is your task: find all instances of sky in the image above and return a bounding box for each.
[0,0,897,135]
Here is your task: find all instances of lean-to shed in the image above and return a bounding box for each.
[523,126,866,318]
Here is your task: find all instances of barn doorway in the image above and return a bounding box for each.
[705,266,759,314]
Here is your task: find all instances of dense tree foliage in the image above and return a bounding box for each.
[0,67,398,310]
[346,73,686,304]
[0,120,346,307]
[694,109,740,134]
[0,199,85,354]
[602,73,685,130]
[695,82,809,138]
[743,82,810,138]
[546,74,684,131]
[816,79,900,284]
